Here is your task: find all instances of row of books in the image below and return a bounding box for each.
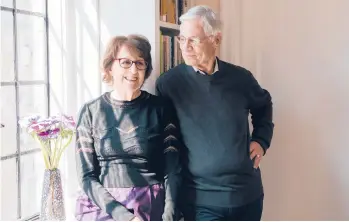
[159,34,184,74]
[160,0,189,24]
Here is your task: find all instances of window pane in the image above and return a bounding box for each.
[16,0,45,14]
[17,14,47,81]
[0,158,18,220]
[1,11,15,82]
[1,0,13,8]
[20,152,45,218]
[19,85,48,152]
[0,86,17,156]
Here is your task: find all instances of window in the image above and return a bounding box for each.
[0,0,49,220]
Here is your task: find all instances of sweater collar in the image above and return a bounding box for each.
[192,57,220,75]
[192,57,219,75]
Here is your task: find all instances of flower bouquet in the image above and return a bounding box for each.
[19,114,76,221]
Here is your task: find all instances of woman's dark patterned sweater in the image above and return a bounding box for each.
[75,91,181,220]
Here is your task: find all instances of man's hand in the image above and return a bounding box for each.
[250,141,265,169]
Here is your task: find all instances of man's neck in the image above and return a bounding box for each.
[194,57,216,75]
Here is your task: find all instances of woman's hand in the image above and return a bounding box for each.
[130,216,141,221]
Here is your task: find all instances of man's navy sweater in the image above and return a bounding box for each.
[155,58,274,207]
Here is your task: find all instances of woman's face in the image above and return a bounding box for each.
[109,45,147,94]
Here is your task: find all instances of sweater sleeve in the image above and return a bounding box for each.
[161,100,182,221]
[246,72,274,154]
[75,104,135,221]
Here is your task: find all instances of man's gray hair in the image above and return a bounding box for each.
[179,5,221,36]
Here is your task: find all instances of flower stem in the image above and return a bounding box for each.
[55,133,73,168]
[51,138,58,169]
[53,136,61,169]
[34,134,51,169]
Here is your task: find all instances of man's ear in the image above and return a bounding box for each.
[214,33,222,46]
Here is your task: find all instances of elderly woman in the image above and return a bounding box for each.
[75,35,181,221]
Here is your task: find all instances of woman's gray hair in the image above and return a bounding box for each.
[179,5,221,36]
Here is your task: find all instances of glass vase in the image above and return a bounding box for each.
[40,169,66,220]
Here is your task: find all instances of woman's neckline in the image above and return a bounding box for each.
[103,90,148,108]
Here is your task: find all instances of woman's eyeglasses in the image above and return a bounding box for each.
[115,58,148,70]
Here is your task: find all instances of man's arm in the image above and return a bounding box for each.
[155,77,164,97]
[156,77,182,220]
[162,101,182,220]
[246,72,274,154]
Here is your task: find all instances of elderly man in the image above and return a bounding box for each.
[156,5,274,221]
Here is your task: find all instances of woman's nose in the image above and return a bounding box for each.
[129,63,138,74]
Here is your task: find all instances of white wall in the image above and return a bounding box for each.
[99,0,158,94]
[221,0,349,220]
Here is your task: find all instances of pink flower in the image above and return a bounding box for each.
[18,115,41,128]
[19,114,76,138]
[61,114,76,130]
[18,113,76,169]
[38,128,61,140]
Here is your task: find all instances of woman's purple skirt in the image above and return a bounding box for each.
[75,184,165,221]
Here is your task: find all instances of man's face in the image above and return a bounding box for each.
[178,18,218,67]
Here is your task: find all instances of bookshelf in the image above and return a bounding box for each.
[157,0,192,74]
[159,21,180,31]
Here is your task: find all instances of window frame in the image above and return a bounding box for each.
[0,0,49,220]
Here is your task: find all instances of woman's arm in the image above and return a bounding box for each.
[75,104,136,221]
